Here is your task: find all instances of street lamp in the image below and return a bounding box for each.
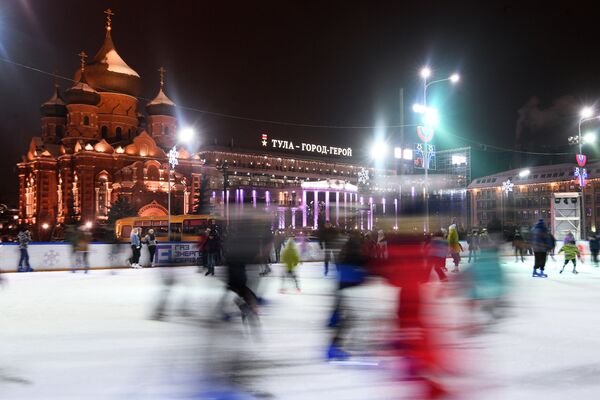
[575,107,599,239]
[416,66,460,232]
[583,132,597,144]
[370,140,388,159]
[167,128,195,240]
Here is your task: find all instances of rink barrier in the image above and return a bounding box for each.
[0,240,328,272]
[0,240,588,272]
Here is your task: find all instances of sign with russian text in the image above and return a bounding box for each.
[260,133,353,157]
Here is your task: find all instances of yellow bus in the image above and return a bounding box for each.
[115,214,219,242]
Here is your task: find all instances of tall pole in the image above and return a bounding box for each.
[167,145,180,242]
[399,88,405,176]
[423,78,429,233]
[578,118,586,240]
[167,161,171,241]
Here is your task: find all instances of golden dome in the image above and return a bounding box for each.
[74,30,141,97]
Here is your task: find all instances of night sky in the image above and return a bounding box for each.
[2,1,600,205]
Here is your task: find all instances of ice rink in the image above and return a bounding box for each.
[2,256,600,399]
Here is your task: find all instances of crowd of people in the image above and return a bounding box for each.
[4,215,598,398]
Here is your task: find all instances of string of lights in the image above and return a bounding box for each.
[0,55,577,156]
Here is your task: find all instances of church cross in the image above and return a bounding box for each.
[158,66,166,88]
[78,51,87,73]
[104,8,115,31]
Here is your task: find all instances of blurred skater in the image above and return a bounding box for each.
[273,230,285,264]
[326,231,369,360]
[73,225,91,273]
[512,230,526,263]
[280,237,300,293]
[319,222,338,276]
[202,227,220,276]
[427,232,449,282]
[17,226,33,272]
[448,224,463,273]
[531,219,552,278]
[467,230,479,263]
[463,225,509,332]
[143,229,158,267]
[589,231,599,267]
[377,227,454,399]
[217,215,265,325]
[558,241,581,274]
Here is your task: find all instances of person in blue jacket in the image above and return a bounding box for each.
[531,219,552,277]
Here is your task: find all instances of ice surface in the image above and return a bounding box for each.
[1,257,600,399]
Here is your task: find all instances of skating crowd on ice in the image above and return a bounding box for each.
[1,214,597,399]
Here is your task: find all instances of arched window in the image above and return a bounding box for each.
[83,116,90,126]
[127,128,132,139]
[55,125,64,139]
[116,127,122,140]
[164,126,170,136]
[147,165,160,181]
[101,126,108,139]
[96,176,109,217]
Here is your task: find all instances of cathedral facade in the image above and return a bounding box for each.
[17,12,194,236]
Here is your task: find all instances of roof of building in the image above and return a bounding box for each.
[64,77,101,106]
[467,161,600,189]
[146,88,176,116]
[74,29,141,97]
[40,84,67,117]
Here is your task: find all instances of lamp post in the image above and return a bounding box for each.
[416,67,460,232]
[574,107,598,239]
[167,128,195,241]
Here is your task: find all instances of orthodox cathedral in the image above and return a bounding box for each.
[18,10,193,232]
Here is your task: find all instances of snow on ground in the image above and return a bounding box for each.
[1,256,600,399]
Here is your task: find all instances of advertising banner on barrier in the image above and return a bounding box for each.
[0,240,326,272]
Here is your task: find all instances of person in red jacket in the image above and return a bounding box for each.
[374,224,456,399]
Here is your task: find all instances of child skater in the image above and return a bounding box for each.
[558,241,582,274]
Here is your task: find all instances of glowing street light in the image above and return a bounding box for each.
[412,103,426,113]
[583,131,597,144]
[370,140,388,159]
[581,107,593,119]
[41,223,49,230]
[450,73,460,83]
[423,107,439,127]
[178,127,195,143]
[420,67,431,79]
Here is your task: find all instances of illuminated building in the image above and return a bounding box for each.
[468,162,600,237]
[16,10,472,237]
